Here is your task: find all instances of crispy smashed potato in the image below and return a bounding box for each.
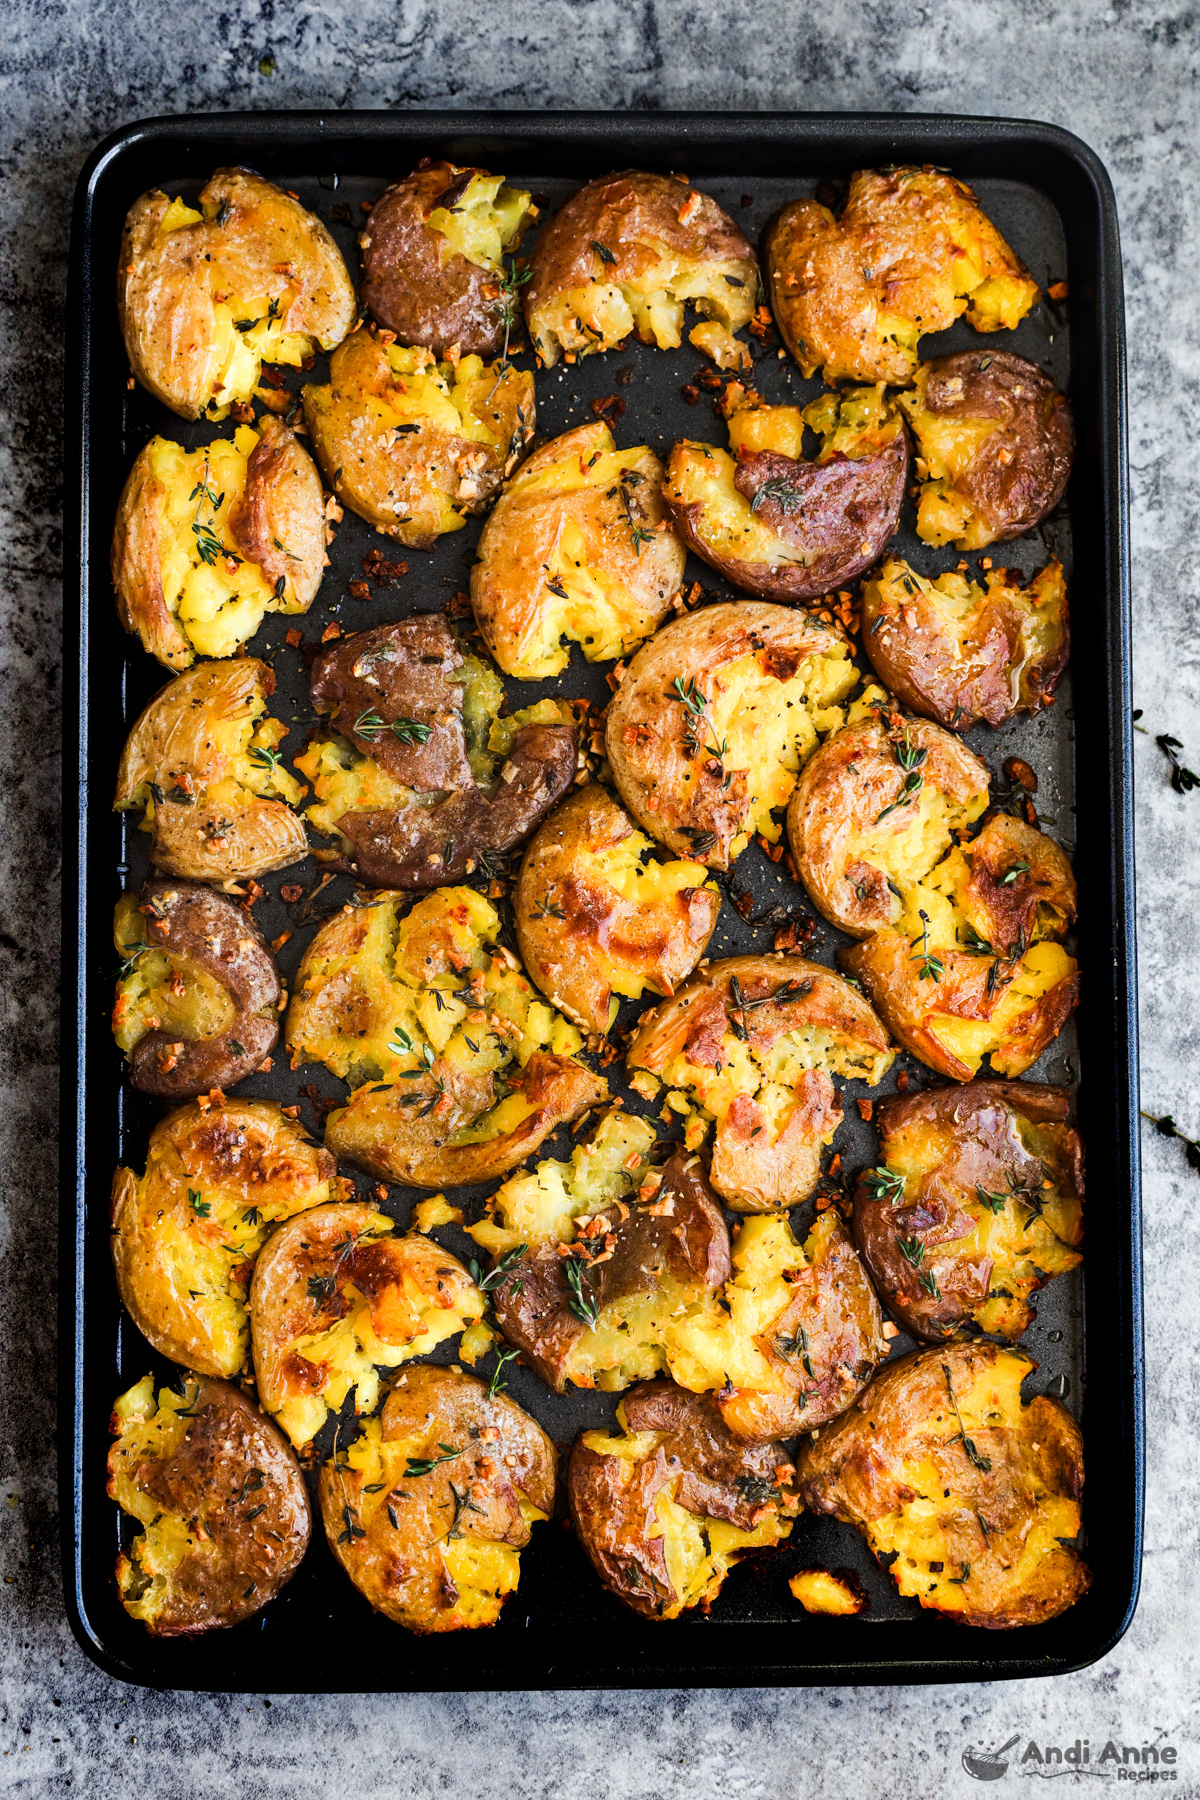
[286,886,606,1189]
[798,1340,1089,1627]
[250,1205,484,1449]
[605,600,861,871]
[789,1568,867,1615]
[861,557,1069,731]
[900,351,1074,549]
[568,1380,798,1620]
[524,170,757,368]
[663,382,908,601]
[626,956,894,1211]
[360,161,534,356]
[112,417,326,670]
[109,1374,310,1634]
[302,327,534,548]
[297,614,578,887]
[118,168,355,419]
[111,1098,347,1377]
[112,879,281,1098]
[471,420,686,679]
[853,1081,1083,1341]
[114,659,307,886]
[319,1365,555,1633]
[764,168,1039,385]
[514,785,721,1035]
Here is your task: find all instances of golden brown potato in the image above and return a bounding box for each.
[110,1098,347,1378]
[852,1080,1083,1341]
[108,1374,311,1635]
[764,168,1039,385]
[523,170,757,368]
[470,421,686,680]
[302,327,534,549]
[114,659,307,887]
[285,886,606,1189]
[567,1380,798,1620]
[626,956,894,1211]
[899,352,1074,549]
[789,1568,867,1614]
[663,382,908,601]
[118,168,356,420]
[111,418,327,670]
[605,601,861,872]
[667,1207,888,1441]
[319,1364,555,1633]
[860,557,1069,731]
[797,1340,1090,1628]
[359,161,534,356]
[296,614,578,888]
[250,1205,484,1449]
[112,879,281,1098]
[514,785,721,1035]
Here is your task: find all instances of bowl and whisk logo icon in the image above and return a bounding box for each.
[962,1734,1022,1780]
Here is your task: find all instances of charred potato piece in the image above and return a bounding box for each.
[789,1568,867,1615]
[861,557,1068,731]
[515,785,720,1035]
[471,421,685,679]
[567,1380,798,1620]
[302,327,534,548]
[118,168,356,420]
[764,168,1039,386]
[111,418,327,670]
[108,1374,311,1635]
[359,161,534,356]
[854,1081,1083,1341]
[112,880,281,1097]
[470,1112,730,1393]
[524,170,757,368]
[286,886,606,1189]
[319,1364,555,1633]
[667,1207,887,1440]
[663,382,908,601]
[250,1205,484,1449]
[627,957,894,1212]
[605,601,861,871]
[114,659,307,886]
[296,613,578,888]
[899,352,1074,549]
[798,1340,1089,1627]
[111,1098,347,1377]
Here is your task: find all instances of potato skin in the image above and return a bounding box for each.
[798,1341,1090,1628]
[853,1081,1084,1341]
[319,1365,555,1634]
[108,1376,311,1635]
[515,785,720,1035]
[489,1149,731,1392]
[115,878,281,1097]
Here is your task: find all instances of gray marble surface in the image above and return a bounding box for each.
[2,2,1198,1794]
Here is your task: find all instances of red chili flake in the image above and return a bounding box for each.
[1003,757,1038,793]
[320,623,342,642]
[590,394,626,423]
[896,1072,911,1092]
[285,628,302,647]
[857,1098,874,1123]
[348,580,370,600]
[259,365,287,389]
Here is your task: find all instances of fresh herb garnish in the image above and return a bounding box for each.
[564,1253,599,1327]
[590,239,617,265]
[487,1347,520,1398]
[1142,1110,1200,1174]
[976,1184,1008,1214]
[391,718,432,746]
[863,1166,906,1203]
[307,1272,337,1307]
[911,909,944,982]
[468,1244,529,1294]
[249,746,282,773]
[188,1189,211,1219]
[404,1443,461,1479]
[998,860,1031,885]
[1157,734,1200,794]
[942,1365,992,1472]
[530,892,566,921]
[897,1235,925,1268]
[354,708,386,740]
[749,474,807,514]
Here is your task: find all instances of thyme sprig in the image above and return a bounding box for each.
[911,909,944,983]
[1142,1110,1200,1174]
[1157,734,1200,794]
[404,1443,461,1479]
[942,1365,992,1473]
[862,1165,906,1203]
[564,1252,599,1327]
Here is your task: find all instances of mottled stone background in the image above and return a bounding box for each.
[2,3,1197,1794]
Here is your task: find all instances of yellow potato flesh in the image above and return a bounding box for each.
[112,891,236,1053]
[428,173,531,268]
[789,1569,862,1614]
[109,1378,207,1625]
[468,1111,657,1256]
[534,253,754,364]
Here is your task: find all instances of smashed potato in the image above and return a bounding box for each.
[567,1380,798,1620]
[626,956,894,1211]
[471,420,686,679]
[789,1568,867,1615]
[250,1205,484,1449]
[109,1375,311,1634]
[764,167,1039,385]
[319,1365,555,1633]
[118,168,355,419]
[861,557,1069,732]
[524,170,757,368]
[514,785,721,1035]
[114,659,307,886]
[853,1080,1083,1341]
[798,1341,1089,1627]
[302,327,534,548]
[286,886,606,1188]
